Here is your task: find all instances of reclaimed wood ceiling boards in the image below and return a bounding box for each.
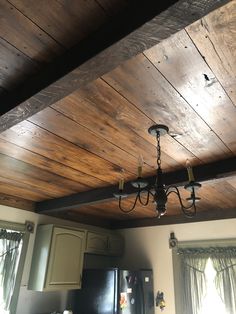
[0,0,235,228]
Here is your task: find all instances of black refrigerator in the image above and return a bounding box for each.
[70,269,155,314]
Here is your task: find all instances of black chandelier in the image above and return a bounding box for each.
[114,124,201,218]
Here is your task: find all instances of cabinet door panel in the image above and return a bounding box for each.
[86,232,108,254]
[45,227,85,290]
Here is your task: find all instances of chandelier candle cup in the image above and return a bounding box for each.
[114,124,202,217]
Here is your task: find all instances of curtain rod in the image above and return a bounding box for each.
[0,220,34,233]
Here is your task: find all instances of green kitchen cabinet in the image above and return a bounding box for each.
[85,231,124,256]
[28,225,86,291]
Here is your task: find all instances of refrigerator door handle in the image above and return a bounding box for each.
[138,279,145,314]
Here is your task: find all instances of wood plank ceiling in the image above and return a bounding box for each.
[0,0,236,228]
[0,0,126,91]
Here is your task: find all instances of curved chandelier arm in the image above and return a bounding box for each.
[118,192,139,214]
[138,188,151,206]
[166,186,196,218]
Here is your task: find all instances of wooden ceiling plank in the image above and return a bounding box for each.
[28,107,143,175]
[0,193,35,211]
[0,86,7,96]
[226,177,236,189]
[111,207,236,229]
[9,0,108,48]
[169,185,227,212]
[0,138,92,191]
[0,135,106,189]
[186,1,236,105]
[52,85,176,171]
[103,54,231,162]
[97,0,129,15]
[198,183,234,209]
[0,0,229,132]
[97,79,199,167]
[35,156,236,213]
[144,28,236,152]
[0,0,64,63]
[0,153,84,198]
[213,180,236,205]
[92,197,156,217]
[0,38,39,90]
[51,211,112,229]
[0,121,123,184]
[0,178,49,201]
[72,200,155,220]
[56,78,197,169]
[71,205,126,221]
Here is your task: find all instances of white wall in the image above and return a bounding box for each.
[0,204,114,314]
[119,218,236,314]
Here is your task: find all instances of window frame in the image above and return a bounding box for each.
[0,220,32,314]
[172,238,236,314]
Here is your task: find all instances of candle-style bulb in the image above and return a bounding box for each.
[186,159,195,182]
[119,178,124,191]
[138,155,143,178]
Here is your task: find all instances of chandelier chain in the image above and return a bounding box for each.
[156,132,161,169]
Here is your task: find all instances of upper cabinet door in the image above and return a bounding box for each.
[45,227,85,291]
[85,231,124,256]
[86,231,108,254]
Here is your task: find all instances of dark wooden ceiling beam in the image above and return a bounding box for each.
[0,0,229,133]
[36,156,236,214]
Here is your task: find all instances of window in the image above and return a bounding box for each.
[172,239,236,314]
[199,258,226,314]
[0,221,32,314]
